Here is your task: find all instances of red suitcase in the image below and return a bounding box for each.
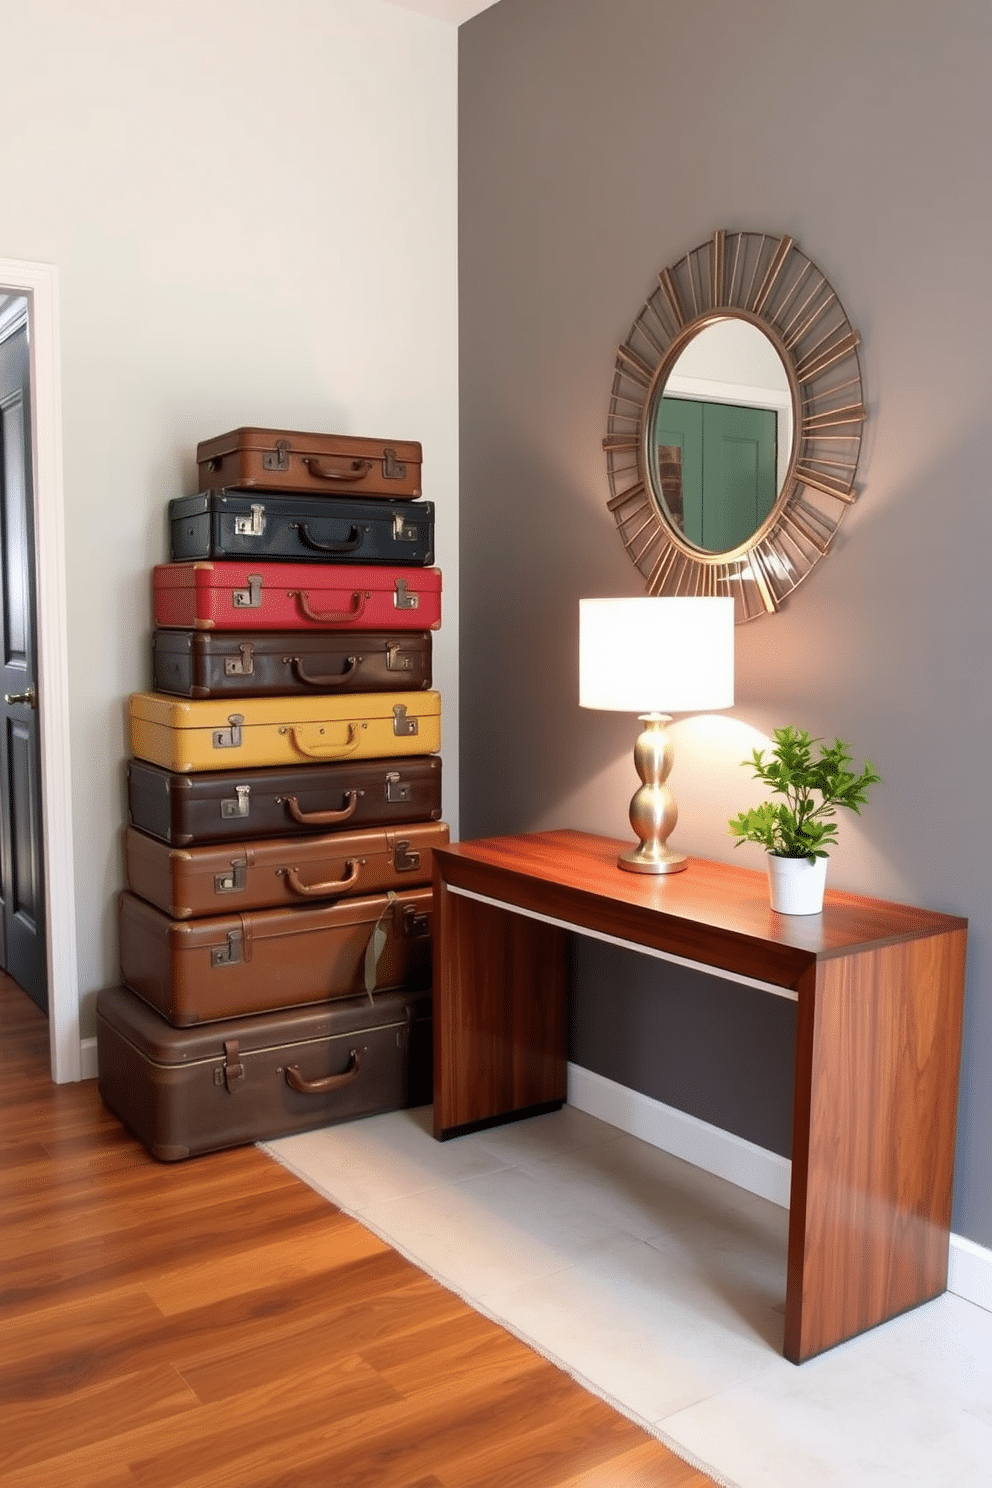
[96,984,433,1161]
[153,561,442,632]
[118,886,433,1026]
[196,427,423,500]
[124,821,450,918]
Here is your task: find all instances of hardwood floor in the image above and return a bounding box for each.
[0,974,718,1487]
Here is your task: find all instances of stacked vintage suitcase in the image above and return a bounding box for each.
[97,428,446,1160]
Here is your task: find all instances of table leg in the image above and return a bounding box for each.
[432,874,568,1140]
[785,930,966,1361]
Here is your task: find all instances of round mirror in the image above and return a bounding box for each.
[648,318,794,554]
[604,231,865,622]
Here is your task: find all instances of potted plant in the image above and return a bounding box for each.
[727,726,881,914]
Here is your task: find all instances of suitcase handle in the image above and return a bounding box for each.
[297,522,362,554]
[301,456,372,483]
[284,1047,364,1094]
[290,722,363,759]
[283,859,360,897]
[284,790,359,825]
[293,589,368,625]
[291,655,357,687]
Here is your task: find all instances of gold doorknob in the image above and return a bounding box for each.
[4,687,35,707]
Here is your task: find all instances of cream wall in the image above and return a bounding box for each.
[0,0,459,1033]
[458,0,992,1245]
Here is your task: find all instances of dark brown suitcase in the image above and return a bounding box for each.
[196,428,423,500]
[126,755,443,846]
[124,822,449,918]
[118,886,432,1026]
[152,629,433,699]
[96,983,432,1162]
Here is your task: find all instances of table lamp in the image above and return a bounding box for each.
[579,596,735,874]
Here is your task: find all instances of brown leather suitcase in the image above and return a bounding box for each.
[196,428,423,500]
[96,983,432,1162]
[124,822,449,918]
[152,629,432,699]
[118,886,432,1026]
[125,756,443,847]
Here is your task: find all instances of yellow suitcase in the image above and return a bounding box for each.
[129,690,441,773]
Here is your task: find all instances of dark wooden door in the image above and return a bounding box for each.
[0,312,47,1011]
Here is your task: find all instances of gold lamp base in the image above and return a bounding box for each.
[618,713,687,875]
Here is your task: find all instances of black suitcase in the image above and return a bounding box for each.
[126,755,443,846]
[152,628,432,699]
[170,490,434,566]
[96,983,432,1162]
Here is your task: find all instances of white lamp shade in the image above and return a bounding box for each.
[579,596,734,713]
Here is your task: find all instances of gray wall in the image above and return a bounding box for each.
[458,0,992,1244]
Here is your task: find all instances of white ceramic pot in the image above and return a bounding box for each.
[766,852,828,915]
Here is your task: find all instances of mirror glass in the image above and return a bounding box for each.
[647,318,794,554]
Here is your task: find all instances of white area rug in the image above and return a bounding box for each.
[262,1104,992,1488]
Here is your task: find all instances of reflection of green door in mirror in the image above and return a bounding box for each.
[654,396,777,552]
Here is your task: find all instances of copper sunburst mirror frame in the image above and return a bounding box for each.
[603,229,866,622]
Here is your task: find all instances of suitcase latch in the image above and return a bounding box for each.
[215,858,247,894]
[383,447,407,481]
[385,770,412,804]
[220,1038,245,1092]
[263,438,291,472]
[394,840,421,872]
[212,929,244,967]
[220,784,251,818]
[392,513,419,543]
[393,578,419,610]
[213,714,244,749]
[403,905,430,938]
[234,503,266,537]
[224,643,255,677]
[385,643,412,672]
[392,704,418,737]
[233,574,263,609]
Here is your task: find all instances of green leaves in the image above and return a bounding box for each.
[728,726,881,862]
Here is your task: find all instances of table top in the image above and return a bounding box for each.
[434,829,968,991]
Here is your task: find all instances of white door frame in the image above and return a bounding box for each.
[1,258,78,1082]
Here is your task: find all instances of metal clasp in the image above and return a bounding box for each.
[385,643,412,672]
[392,513,418,543]
[233,574,263,609]
[403,905,430,938]
[211,928,244,967]
[234,503,266,537]
[220,784,250,819]
[224,643,255,677]
[214,858,247,894]
[393,578,419,610]
[394,840,421,872]
[382,447,407,481]
[262,438,291,472]
[392,704,418,737]
[212,713,244,749]
[385,771,411,803]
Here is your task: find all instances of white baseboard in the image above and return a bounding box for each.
[567,1062,992,1315]
[948,1234,992,1313]
[80,1036,98,1081]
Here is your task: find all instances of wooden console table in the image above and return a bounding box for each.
[431,829,967,1363]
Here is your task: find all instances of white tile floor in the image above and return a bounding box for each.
[264,1105,992,1487]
